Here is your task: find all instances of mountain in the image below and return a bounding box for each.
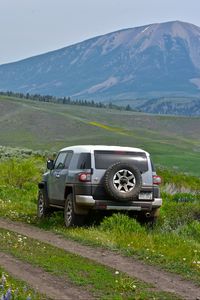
[1,21,200,101]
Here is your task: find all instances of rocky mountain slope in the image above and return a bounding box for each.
[0,21,200,102]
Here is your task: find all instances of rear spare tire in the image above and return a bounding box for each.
[104,162,142,201]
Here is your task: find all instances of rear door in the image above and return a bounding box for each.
[91,150,150,199]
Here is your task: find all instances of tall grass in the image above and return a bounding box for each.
[0,157,43,223]
[0,158,43,189]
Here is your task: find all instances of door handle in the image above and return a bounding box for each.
[55,173,60,178]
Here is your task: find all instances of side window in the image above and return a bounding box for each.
[76,153,91,169]
[65,151,73,169]
[54,152,67,169]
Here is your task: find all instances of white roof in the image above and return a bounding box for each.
[60,145,149,155]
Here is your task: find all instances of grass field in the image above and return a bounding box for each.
[1,228,182,300]
[0,95,200,175]
[0,156,192,299]
[0,157,199,285]
[0,95,199,298]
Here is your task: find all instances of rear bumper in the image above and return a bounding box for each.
[75,195,162,211]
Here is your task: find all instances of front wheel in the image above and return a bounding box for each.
[37,190,52,218]
[64,194,83,227]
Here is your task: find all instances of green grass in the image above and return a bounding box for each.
[0,229,180,300]
[0,157,199,285]
[0,266,47,299]
[32,205,200,284]
[0,95,199,298]
[58,213,200,283]
[0,95,200,175]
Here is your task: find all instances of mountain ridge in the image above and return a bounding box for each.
[0,20,199,66]
[0,20,200,104]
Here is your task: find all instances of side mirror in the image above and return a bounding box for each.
[47,159,54,170]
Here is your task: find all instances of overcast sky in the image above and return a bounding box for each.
[0,0,200,65]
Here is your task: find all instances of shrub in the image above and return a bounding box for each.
[100,213,145,234]
[0,145,49,160]
[157,193,200,232]
[0,158,43,189]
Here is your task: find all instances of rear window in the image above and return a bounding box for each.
[94,150,148,173]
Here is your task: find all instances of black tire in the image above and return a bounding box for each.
[104,162,142,201]
[64,194,84,227]
[37,189,52,218]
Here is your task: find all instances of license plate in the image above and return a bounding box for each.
[138,193,152,200]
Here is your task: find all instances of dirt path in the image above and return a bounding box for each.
[0,252,93,300]
[0,218,200,300]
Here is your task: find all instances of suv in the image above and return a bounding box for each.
[38,145,162,227]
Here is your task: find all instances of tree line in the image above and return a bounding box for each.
[0,91,133,111]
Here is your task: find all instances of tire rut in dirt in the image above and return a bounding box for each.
[0,252,93,300]
[0,218,200,300]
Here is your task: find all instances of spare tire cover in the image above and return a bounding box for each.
[104,162,142,201]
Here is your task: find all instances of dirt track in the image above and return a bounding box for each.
[0,218,200,300]
[0,252,93,299]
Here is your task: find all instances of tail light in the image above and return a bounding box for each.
[78,172,91,182]
[153,175,162,185]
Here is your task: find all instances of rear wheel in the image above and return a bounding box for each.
[64,194,84,227]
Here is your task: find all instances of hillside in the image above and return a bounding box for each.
[137,97,200,116]
[0,21,200,105]
[0,95,199,175]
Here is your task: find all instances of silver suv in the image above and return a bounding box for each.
[38,145,162,227]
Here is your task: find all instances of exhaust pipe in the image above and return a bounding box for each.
[145,212,151,218]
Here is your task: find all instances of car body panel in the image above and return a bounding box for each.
[39,145,162,216]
